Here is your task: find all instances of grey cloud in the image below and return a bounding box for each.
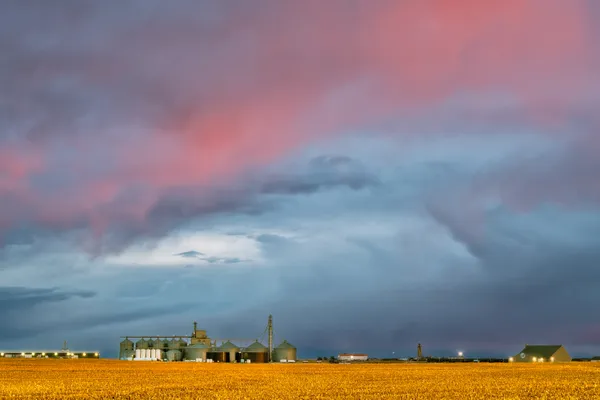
[209,202,600,358]
[199,256,247,264]
[255,234,290,244]
[0,286,95,308]
[0,286,96,339]
[70,154,376,255]
[261,155,379,195]
[175,250,205,258]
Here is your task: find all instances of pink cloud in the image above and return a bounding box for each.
[1,0,598,249]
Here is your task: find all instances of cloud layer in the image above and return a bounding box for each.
[1,1,599,357]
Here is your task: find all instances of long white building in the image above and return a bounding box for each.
[338,353,368,361]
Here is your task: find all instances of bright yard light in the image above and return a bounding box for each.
[458,352,463,357]
[509,357,514,362]
[551,357,555,362]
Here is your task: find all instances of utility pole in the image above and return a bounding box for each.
[268,314,273,362]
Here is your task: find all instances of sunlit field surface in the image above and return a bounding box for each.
[1,360,600,399]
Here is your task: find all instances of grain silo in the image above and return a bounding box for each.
[166,349,182,361]
[119,338,134,359]
[148,338,159,349]
[121,349,135,360]
[184,343,209,361]
[219,341,240,362]
[161,339,170,350]
[207,348,227,362]
[177,338,188,349]
[273,340,296,362]
[135,338,148,350]
[168,339,180,350]
[241,341,268,363]
[207,341,239,362]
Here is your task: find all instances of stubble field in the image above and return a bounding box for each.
[1,359,600,399]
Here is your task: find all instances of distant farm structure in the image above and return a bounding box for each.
[510,345,571,363]
[0,341,99,359]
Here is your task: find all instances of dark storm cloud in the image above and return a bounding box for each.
[203,200,600,358]
[0,287,95,307]
[76,154,377,254]
[0,287,96,339]
[261,155,379,194]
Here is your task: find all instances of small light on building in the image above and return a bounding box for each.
[83,353,87,356]
[42,353,45,356]
[509,357,514,362]
[532,357,537,362]
[1,353,4,356]
[54,353,58,356]
[458,351,463,357]
[550,357,554,362]
[95,353,99,357]
[21,352,25,356]
[539,358,544,362]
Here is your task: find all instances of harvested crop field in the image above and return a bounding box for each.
[1,360,600,399]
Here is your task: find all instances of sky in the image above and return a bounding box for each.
[1,0,600,359]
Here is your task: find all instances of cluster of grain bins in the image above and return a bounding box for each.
[119,316,297,363]
[133,348,163,361]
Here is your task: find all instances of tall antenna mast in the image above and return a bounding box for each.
[268,314,273,362]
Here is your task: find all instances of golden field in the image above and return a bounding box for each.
[1,360,600,399]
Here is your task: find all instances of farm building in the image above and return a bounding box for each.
[512,345,571,363]
[338,353,368,361]
[119,315,296,363]
[0,341,99,359]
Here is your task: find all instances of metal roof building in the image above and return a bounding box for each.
[1,341,99,359]
[338,353,368,361]
[512,345,571,363]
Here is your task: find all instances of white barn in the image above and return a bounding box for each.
[338,353,368,361]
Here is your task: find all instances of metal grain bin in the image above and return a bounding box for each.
[135,338,148,350]
[119,338,134,358]
[161,339,170,350]
[184,343,209,361]
[166,349,182,361]
[121,349,135,360]
[177,338,188,348]
[242,340,268,363]
[273,340,297,362]
[218,341,240,363]
[207,351,227,363]
[168,339,180,349]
